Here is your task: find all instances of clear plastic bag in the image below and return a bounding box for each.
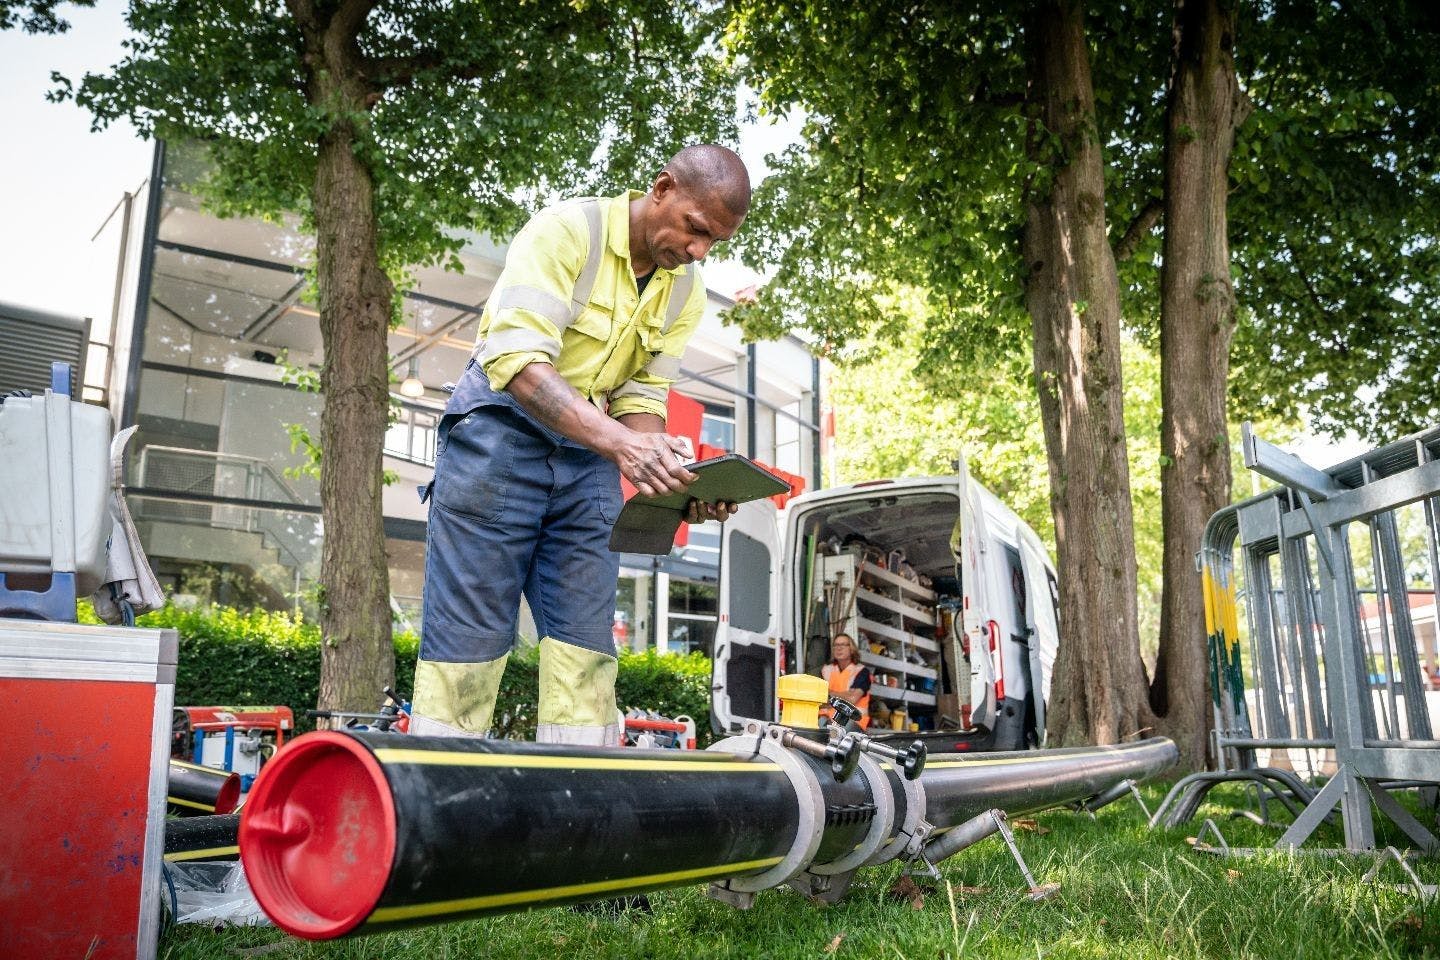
[163,860,271,926]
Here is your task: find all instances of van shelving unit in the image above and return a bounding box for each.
[814,553,941,710]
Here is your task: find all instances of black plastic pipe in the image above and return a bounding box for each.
[168,759,241,816]
[164,813,240,862]
[241,731,1175,939]
[920,739,1179,828]
[241,733,806,938]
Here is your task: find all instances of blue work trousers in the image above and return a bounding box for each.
[419,362,622,665]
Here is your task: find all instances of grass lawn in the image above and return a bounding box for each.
[160,784,1440,959]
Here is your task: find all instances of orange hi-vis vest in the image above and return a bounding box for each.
[822,661,870,730]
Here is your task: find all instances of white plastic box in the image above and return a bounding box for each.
[0,386,112,594]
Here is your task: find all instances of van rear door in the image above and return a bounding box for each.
[954,453,997,730]
[1017,527,1060,738]
[711,498,783,732]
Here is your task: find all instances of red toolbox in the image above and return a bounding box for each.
[0,618,178,959]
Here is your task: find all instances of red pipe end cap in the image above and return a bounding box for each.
[240,731,396,939]
[213,772,241,815]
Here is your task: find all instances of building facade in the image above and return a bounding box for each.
[87,142,822,657]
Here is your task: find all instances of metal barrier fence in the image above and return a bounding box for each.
[1180,423,1440,852]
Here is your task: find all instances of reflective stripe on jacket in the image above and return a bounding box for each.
[475,190,705,420]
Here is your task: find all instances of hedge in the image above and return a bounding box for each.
[83,603,713,744]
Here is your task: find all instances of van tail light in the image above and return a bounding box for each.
[989,620,1005,702]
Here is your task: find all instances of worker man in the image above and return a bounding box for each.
[412,145,751,745]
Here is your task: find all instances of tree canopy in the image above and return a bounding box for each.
[56,0,737,270]
[1227,1,1440,442]
[1,0,93,33]
[52,0,738,712]
[725,0,1440,762]
[727,0,1440,440]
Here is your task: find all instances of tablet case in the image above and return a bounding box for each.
[609,454,791,554]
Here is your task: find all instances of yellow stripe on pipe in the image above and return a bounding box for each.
[372,749,781,774]
[168,797,217,811]
[367,856,784,924]
[917,746,1143,770]
[164,845,239,862]
[170,759,231,776]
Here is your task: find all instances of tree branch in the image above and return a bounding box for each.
[972,91,1025,108]
[1283,238,1340,351]
[1113,197,1163,262]
[968,71,1025,109]
[364,12,582,90]
[363,50,495,89]
[1233,85,1255,130]
[284,0,318,34]
[330,0,378,45]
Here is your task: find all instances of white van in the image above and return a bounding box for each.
[711,458,1059,751]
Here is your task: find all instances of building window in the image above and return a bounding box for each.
[614,570,654,653]
[387,535,426,634]
[128,493,322,615]
[773,398,803,476]
[701,404,735,452]
[385,403,439,465]
[667,579,718,656]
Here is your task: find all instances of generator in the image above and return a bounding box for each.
[621,709,697,749]
[172,705,294,787]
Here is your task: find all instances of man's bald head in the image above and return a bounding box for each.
[664,144,751,218]
[630,144,749,273]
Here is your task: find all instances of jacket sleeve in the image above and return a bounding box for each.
[477,210,587,392]
[607,270,705,420]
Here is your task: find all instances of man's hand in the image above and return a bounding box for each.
[611,430,697,497]
[685,499,739,524]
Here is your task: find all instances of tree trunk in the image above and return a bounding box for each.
[297,0,397,714]
[1023,1,1154,746]
[1151,0,1247,771]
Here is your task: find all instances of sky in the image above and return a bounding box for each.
[0,0,152,323]
[0,1,1365,468]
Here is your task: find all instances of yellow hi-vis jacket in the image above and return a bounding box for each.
[475,190,706,421]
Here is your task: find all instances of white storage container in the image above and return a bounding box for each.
[0,388,112,593]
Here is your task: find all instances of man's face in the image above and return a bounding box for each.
[644,173,744,270]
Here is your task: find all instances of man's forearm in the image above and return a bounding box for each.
[504,362,695,497]
[506,362,624,452]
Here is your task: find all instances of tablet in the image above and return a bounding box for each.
[608,454,791,554]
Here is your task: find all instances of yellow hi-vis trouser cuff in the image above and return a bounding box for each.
[537,636,619,746]
[410,654,509,737]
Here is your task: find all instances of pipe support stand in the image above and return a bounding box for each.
[921,808,1007,867]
